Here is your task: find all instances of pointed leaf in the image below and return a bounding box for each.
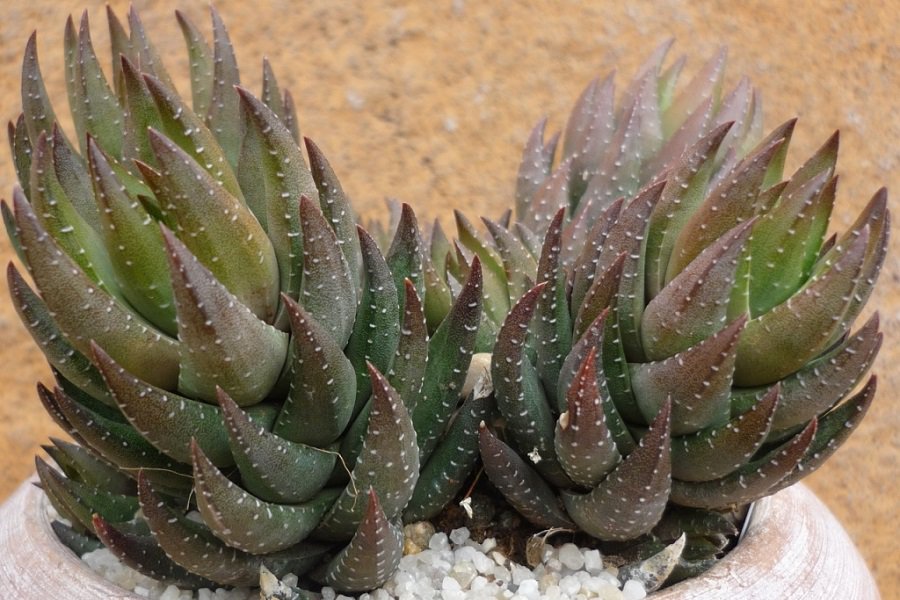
[478,424,574,529]
[192,441,339,553]
[670,420,816,509]
[672,386,778,482]
[413,260,483,460]
[569,197,624,312]
[205,6,243,167]
[317,364,418,540]
[13,192,179,388]
[45,437,135,495]
[515,119,559,220]
[298,195,357,346]
[642,219,755,360]
[346,227,400,408]
[127,7,177,92]
[555,348,621,488]
[563,400,672,541]
[21,32,60,144]
[275,295,356,446]
[324,489,404,593]
[218,389,334,504]
[176,10,214,116]
[455,210,509,323]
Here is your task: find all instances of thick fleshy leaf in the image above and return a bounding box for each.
[283,90,301,144]
[261,58,286,118]
[145,129,279,323]
[569,197,624,312]
[142,74,243,200]
[119,56,163,167]
[13,192,179,388]
[68,13,124,157]
[618,535,686,593]
[305,137,361,289]
[492,283,568,486]
[52,520,102,557]
[317,364,419,540]
[555,348,621,488]
[642,219,754,361]
[769,377,876,493]
[632,317,745,435]
[218,389,335,504]
[404,387,495,521]
[236,87,312,326]
[521,159,572,237]
[138,473,327,587]
[670,420,816,509]
[192,441,339,553]
[175,10,214,117]
[532,209,572,404]
[663,48,726,137]
[748,173,835,315]
[412,260,483,461]
[7,264,112,404]
[21,32,60,144]
[562,400,672,541]
[387,280,428,410]
[93,515,215,588]
[456,210,509,324]
[734,224,869,386]
[644,123,731,298]
[515,118,559,220]
[275,295,356,446]
[563,74,615,204]
[780,131,839,203]
[127,7,177,93]
[557,309,635,454]
[29,133,117,293]
[730,312,881,430]
[666,138,783,279]
[483,216,537,303]
[385,203,426,309]
[346,227,400,408]
[598,182,665,361]
[49,123,96,226]
[205,6,243,167]
[92,342,269,468]
[573,252,626,341]
[104,6,133,99]
[163,229,288,405]
[478,424,575,529]
[8,114,33,201]
[36,457,138,533]
[324,489,404,593]
[44,437,135,495]
[88,138,176,334]
[671,386,778,482]
[298,195,357,347]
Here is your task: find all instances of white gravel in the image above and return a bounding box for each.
[82,526,649,599]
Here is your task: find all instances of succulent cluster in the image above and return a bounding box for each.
[5,7,492,592]
[3,6,888,596]
[463,44,887,579]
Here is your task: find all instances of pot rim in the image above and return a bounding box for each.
[0,478,879,599]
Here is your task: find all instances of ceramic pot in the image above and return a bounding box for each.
[0,478,880,598]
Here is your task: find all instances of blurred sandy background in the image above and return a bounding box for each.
[0,0,897,594]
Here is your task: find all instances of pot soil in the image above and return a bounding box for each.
[0,478,879,599]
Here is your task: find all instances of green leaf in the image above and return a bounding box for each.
[317,364,419,540]
[346,227,400,409]
[8,115,33,201]
[569,198,623,312]
[479,424,574,529]
[275,295,356,446]
[298,195,358,347]
[555,347,621,488]
[145,128,279,323]
[163,228,288,405]
[515,118,559,220]
[642,220,754,361]
[119,56,163,167]
[562,399,671,541]
[205,6,243,167]
[12,192,179,389]
[455,210,509,324]
[413,259,483,461]
[176,10,214,117]
[324,489,404,593]
[21,32,61,144]
[127,7,177,93]
[44,437,135,495]
[671,386,778,482]
[218,389,334,504]
[192,440,340,553]
[631,317,745,435]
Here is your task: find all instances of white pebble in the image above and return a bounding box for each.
[558,543,585,571]
[583,549,603,574]
[622,579,647,600]
[449,527,470,544]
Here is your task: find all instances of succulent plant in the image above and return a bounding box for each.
[459,45,888,580]
[5,7,493,592]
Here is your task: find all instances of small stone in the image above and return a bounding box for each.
[511,564,534,585]
[517,579,540,600]
[449,527,470,545]
[403,521,436,555]
[559,574,581,596]
[491,550,508,565]
[622,580,647,600]
[429,532,450,552]
[558,543,585,571]
[450,561,478,588]
[583,549,603,574]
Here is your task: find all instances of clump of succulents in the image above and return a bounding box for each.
[450,43,887,583]
[5,7,491,592]
[4,5,889,596]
